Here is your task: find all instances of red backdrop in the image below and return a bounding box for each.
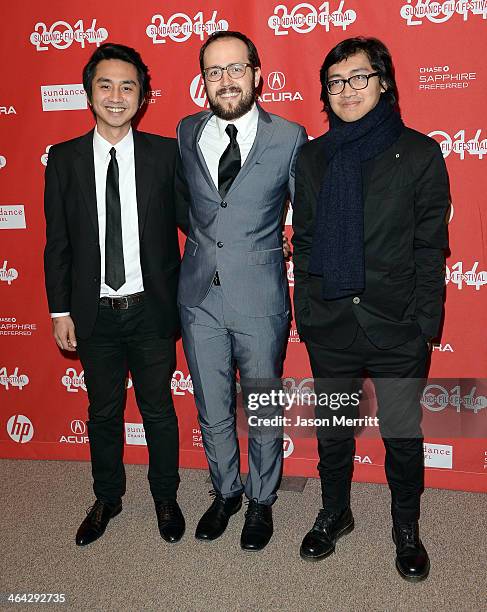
[1,0,486,492]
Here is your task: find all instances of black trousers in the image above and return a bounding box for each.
[77,299,179,504]
[305,326,429,523]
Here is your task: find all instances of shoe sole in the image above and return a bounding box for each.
[300,520,355,561]
[194,500,242,541]
[395,558,430,582]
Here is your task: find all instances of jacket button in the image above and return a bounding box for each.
[93,277,99,283]
[353,296,360,304]
[217,241,224,248]
[220,201,227,208]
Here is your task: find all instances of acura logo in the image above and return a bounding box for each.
[267,72,286,91]
[71,419,86,434]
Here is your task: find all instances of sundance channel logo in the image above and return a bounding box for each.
[41,84,87,112]
[0,205,26,230]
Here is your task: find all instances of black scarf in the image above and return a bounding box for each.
[308,97,404,299]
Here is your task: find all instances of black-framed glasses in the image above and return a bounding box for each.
[326,72,381,95]
[203,63,254,82]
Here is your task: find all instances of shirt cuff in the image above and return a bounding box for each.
[50,312,70,318]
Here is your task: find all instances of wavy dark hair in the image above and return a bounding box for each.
[82,42,149,106]
[319,37,398,112]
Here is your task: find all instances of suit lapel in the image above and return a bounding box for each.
[226,104,274,197]
[193,113,219,196]
[74,130,98,237]
[133,130,154,239]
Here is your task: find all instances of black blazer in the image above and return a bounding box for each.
[44,129,189,340]
[292,127,450,350]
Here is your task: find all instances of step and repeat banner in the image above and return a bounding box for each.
[1,1,486,491]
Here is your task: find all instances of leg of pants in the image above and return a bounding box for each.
[126,309,180,501]
[180,285,289,504]
[77,301,180,502]
[77,305,128,504]
[305,333,363,511]
[366,334,429,522]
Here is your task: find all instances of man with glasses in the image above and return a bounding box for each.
[177,30,307,550]
[292,37,449,579]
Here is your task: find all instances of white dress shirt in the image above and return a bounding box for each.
[51,127,143,317]
[198,103,259,190]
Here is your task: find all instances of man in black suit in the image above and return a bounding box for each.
[44,43,188,546]
[292,37,449,580]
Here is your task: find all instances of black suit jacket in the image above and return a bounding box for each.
[292,127,450,350]
[44,129,189,340]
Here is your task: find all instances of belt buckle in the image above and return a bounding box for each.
[118,296,130,309]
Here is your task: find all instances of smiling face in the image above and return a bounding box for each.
[327,51,385,122]
[203,37,261,121]
[89,59,141,143]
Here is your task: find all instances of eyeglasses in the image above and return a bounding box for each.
[203,63,254,82]
[326,72,381,95]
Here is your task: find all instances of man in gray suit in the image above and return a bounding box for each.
[177,31,307,550]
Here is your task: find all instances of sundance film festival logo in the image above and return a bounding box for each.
[286,260,294,287]
[29,19,108,51]
[171,370,193,396]
[446,261,487,290]
[429,129,487,159]
[0,156,6,170]
[40,146,52,166]
[260,71,303,103]
[400,0,487,25]
[0,206,26,230]
[189,74,209,108]
[268,1,357,36]
[421,383,487,413]
[7,414,34,444]
[41,85,87,112]
[146,9,229,44]
[0,261,18,285]
[62,367,86,392]
[0,367,29,390]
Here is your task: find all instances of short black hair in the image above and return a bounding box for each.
[82,42,149,106]
[319,37,398,112]
[199,30,261,74]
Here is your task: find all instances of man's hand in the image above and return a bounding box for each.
[52,315,77,351]
[282,230,292,259]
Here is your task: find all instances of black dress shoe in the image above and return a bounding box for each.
[75,499,122,546]
[195,490,242,541]
[300,507,354,561]
[155,500,185,543]
[392,522,430,581]
[240,500,273,551]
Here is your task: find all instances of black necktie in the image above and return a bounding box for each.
[105,147,125,291]
[218,124,241,197]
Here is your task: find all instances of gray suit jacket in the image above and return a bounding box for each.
[177,104,307,317]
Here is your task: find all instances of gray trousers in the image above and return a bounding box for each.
[180,284,289,505]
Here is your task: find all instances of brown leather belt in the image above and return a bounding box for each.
[99,292,145,309]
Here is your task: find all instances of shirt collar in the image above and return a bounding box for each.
[93,127,134,162]
[216,103,258,141]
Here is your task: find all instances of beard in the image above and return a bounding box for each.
[207,83,256,120]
